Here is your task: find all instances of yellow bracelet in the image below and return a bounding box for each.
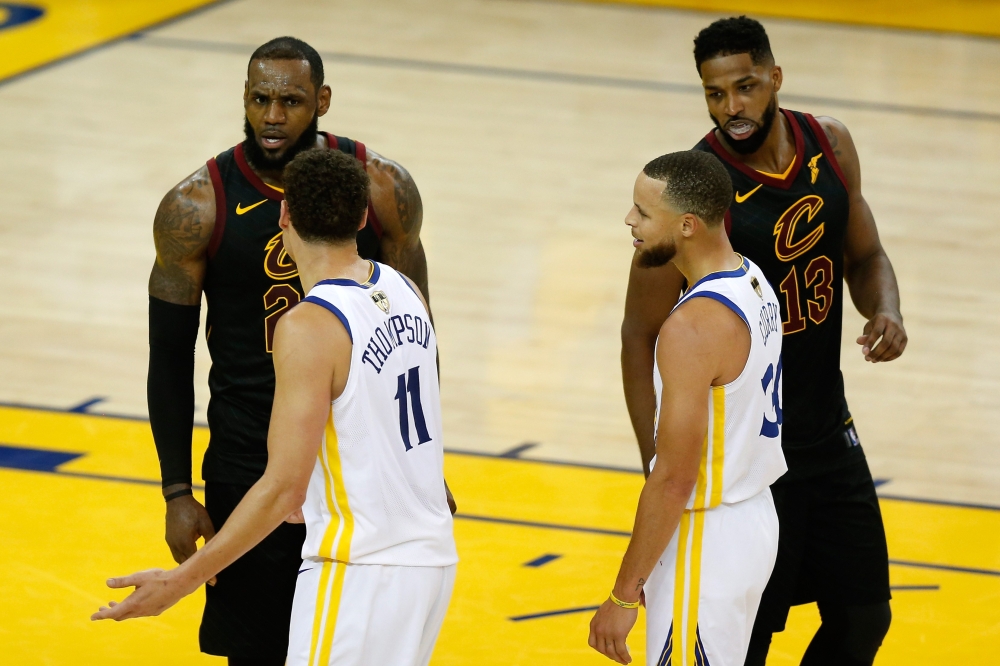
[609,591,641,609]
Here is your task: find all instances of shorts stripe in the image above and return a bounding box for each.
[316,561,348,666]
[317,412,355,561]
[308,560,334,666]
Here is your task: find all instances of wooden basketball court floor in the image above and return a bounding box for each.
[1,0,998,663]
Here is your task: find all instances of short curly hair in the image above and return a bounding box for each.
[250,37,324,91]
[283,149,370,244]
[694,16,773,74]
[643,151,732,226]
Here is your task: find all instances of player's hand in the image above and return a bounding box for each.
[444,479,457,515]
[285,507,305,523]
[90,569,192,621]
[857,310,907,363]
[165,493,216,584]
[588,597,637,664]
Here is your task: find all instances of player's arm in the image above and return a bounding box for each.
[93,303,346,621]
[368,149,430,302]
[818,116,907,363]
[591,300,737,664]
[146,166,218,567]
[620,254,686,476]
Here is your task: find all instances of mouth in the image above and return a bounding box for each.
[632,234,643,247]
[725,119,756,141]
[259,132,288,151]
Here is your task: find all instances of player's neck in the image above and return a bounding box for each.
[717,110,794,175]
[294,241,371,293]
[674,233,741,286]
[253,134,330,188]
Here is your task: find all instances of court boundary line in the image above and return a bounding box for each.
[2,399,999,513]
[5,463,1000,578]
[0,0,235,89]
[132,34,1000,125]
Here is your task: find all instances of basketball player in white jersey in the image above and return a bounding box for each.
[589,151,786,666]
[92,149,458,666]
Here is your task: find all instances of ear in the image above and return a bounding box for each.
[771,65,783,93]
[317,84,332,117]
[357,207,369,231]
[243,80,249,105]
[279,200,290,230]
[679,213,699,238]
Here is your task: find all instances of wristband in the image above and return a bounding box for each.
[164,488,194,502]
[609,591,641,609]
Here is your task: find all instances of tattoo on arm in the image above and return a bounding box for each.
[635,578,645,591]
[148,170,214,305]
[823,125,843,159]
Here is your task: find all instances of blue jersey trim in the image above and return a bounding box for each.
[684,255,748,293]
[315,261,381,289]
[681,292,750,331]
[301,296,353,342]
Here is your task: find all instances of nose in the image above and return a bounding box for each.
[263,99,285,125]
[723,93,743,119]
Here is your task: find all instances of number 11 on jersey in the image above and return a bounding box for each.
[395,366,432,451]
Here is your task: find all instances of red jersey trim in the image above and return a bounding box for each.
[206,157,227,259]
[704,108,805,191]
[803,113,849,191]
[234,143,283,201]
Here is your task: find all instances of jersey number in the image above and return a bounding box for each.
[395,366,432,451]
[760,354,783,438]
[777,255,834,334]
[263,284,302,353]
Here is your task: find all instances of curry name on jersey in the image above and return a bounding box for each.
[201,134,383,485]
[695,109,852,450]
[300,262,457,567]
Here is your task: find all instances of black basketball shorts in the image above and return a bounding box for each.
[753,435,891,634]
[200,482,306,659]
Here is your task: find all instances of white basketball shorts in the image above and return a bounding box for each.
[645,489,778,666]
[288,559,456,666]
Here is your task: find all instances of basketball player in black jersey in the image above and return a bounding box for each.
[621,18,906,666]
[145,37,450,665]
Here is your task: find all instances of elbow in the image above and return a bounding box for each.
[658,472,698,505]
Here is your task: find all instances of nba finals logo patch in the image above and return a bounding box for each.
[371,290,390,314]
[751,276,763,299]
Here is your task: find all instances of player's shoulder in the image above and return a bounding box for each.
[811,114,854,146]
[278,294,352,347]
[661,293,746,348]
[152,164,216,257]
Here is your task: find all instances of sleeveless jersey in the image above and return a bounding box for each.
[694,109,852,451]
[652,256,787,508]
[201,134,383,485]
[299,262,457,566]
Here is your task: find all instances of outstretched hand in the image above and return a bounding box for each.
[588,598,638,664]
[90,569,192,622]
[857,311,907,363]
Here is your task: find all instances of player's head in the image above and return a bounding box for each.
[243,37,332,172]
[694,17,780,155]
[279,149,370,258]
[626,151,732,268]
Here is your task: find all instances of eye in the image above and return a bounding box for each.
[254,95,267,104]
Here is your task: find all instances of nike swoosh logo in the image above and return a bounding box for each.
[734,184,763,203]
[236,199,268,215]
[297,568,313,575]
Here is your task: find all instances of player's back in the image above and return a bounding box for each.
[654,256,787,508]
[298,262,457,567]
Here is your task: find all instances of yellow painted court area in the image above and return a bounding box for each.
[0,0,220,82]
[1,405,998,664]
[587,0,1000,38]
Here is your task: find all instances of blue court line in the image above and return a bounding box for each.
[524,553,562,567]
[2,400,1000,513]
[510,605,600,622]
[134,35,1000,125]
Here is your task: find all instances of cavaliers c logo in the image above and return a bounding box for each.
[264,231,299,280]
[773,195,825,262]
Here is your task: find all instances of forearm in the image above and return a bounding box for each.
[147,296,199,488]
[174,474,303,588]
[845,250,900,319]
[621,334,658,476]
[613,473,691,601]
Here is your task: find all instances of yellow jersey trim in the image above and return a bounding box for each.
[756,154,797,180]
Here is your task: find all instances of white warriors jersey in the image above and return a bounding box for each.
[653,255,787,509]
[298,261,457,567]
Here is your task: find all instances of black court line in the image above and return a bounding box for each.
[510,605,600,622]
[889,559,1000,578]
[890,584,940,591]
[134,34,1000,125]
[0,0,235,89]
[455,512,632,538]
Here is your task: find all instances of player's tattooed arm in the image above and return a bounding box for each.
[367,150,430,302]
[148,166,216,305]
[817,116,907,363]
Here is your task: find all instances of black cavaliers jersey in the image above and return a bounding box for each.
[201,133,382,484]
[694,110,852,451]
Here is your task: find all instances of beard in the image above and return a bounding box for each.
[637,238,677,268]
[242,114,320,173]
[712,96,778,155]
